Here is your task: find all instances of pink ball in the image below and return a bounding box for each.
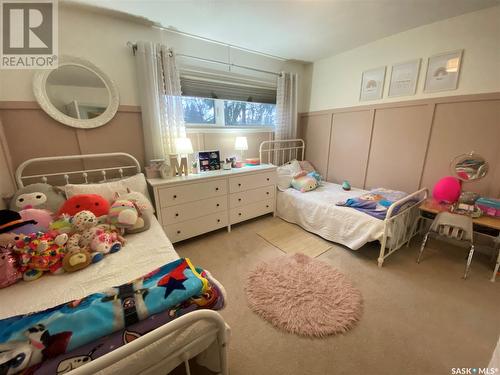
[433,176,461,203]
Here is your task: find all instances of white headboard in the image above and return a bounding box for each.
[16,152,141,188]
[259,139,305,166]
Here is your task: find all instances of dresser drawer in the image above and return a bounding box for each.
[164,212,228,243]
[229,185,274,208]
[230,199,274,224]
[158,179,226,207]
[161,196,227,225]
[229,171,276,193]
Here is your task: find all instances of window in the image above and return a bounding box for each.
[224,100,275,127]
[182,96,276,129]
[181,97,215,125]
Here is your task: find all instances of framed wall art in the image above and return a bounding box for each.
[424,50,463,93]
[360,66,386,101]
[388,59,421,97]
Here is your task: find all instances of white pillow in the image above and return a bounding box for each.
[64,173,151,203]
[277,160,302,191]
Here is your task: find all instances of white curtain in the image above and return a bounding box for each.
[275,72,298,140]
[135,42,186,163]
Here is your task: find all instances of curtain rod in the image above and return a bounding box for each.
[127,42,282,78]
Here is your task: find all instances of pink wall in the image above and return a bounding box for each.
[300,92,500,198]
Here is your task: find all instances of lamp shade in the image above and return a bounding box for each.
[234,136,248,151]
[175,137,193,154]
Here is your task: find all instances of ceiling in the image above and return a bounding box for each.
[70,0,499,62]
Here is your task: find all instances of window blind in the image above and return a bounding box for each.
[180,71,277,104]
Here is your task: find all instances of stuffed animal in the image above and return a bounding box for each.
[14,232,68,281]
[16,208,53,235]
[63,248,92,273]
[0,210,37,238]
[67,210,123,266]
[90,228,123,255]
[291,171,319,193]
[111,190,153,234]
[108,198,143,234]
[58,194,110,219]
[49,214,72,234]
[9,183,66,213]
[0,247,21,288]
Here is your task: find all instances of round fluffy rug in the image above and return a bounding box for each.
[245,253,363,337]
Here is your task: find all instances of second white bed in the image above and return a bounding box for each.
[277,182,386,250]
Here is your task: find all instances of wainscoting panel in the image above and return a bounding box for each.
[300,113,332,177]
[420,100,500,197]
[327,110,374,188]
[365,105,433,192]
[0,102,275,188]
[299,92,500,198]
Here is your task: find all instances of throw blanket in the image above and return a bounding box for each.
[0,258,223,375]
[337,188,411,220]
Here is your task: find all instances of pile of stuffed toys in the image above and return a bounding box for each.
[0,183,153,288]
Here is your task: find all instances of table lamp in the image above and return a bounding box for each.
[234,136,248,162]
[171,137,193,176]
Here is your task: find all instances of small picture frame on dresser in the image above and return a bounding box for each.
[198,151,221,172]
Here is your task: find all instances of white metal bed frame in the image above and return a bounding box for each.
[261,139,428,267]
[14,153,229,375]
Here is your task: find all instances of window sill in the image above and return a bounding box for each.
[186,126,274,134]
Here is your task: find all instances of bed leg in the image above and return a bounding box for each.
[378,234,387,268]
[182,353,192,375]
[227,225,231,233]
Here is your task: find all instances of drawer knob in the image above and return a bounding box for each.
[216,203,220,207]
[266,178,270,181]
[238,198,242,202]
[238,183,241,187]
[215,187,219,191]
[173,195,177,199]
[176,230,181,234]
[266,192,270,195]
[238,213,242,216]
[217,219,221,223]
[266,205,269,208]
[175,213,179,217]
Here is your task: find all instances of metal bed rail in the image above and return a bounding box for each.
[259,139,305,165]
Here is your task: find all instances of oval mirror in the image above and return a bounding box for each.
[33,56,119,129]
[450,152,489,182]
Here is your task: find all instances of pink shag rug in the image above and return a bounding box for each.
[245,253,363,337]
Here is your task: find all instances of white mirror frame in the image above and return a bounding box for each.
[33,55,119,129]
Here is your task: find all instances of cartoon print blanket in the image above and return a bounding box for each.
[336,188,412,220]
[0,258,223,375]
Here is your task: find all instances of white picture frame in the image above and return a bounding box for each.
[359,66,386,101]
[388,59,421,97]
[424,50,463,93]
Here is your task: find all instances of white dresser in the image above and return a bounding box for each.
[148,165,277,243]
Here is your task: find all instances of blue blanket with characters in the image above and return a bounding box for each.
[0,258,216,374]
[337,188,412,220]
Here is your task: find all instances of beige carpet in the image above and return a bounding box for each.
[174,216,500,375]
[257,220,331,257]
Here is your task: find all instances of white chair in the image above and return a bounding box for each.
[417,212,475,279]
